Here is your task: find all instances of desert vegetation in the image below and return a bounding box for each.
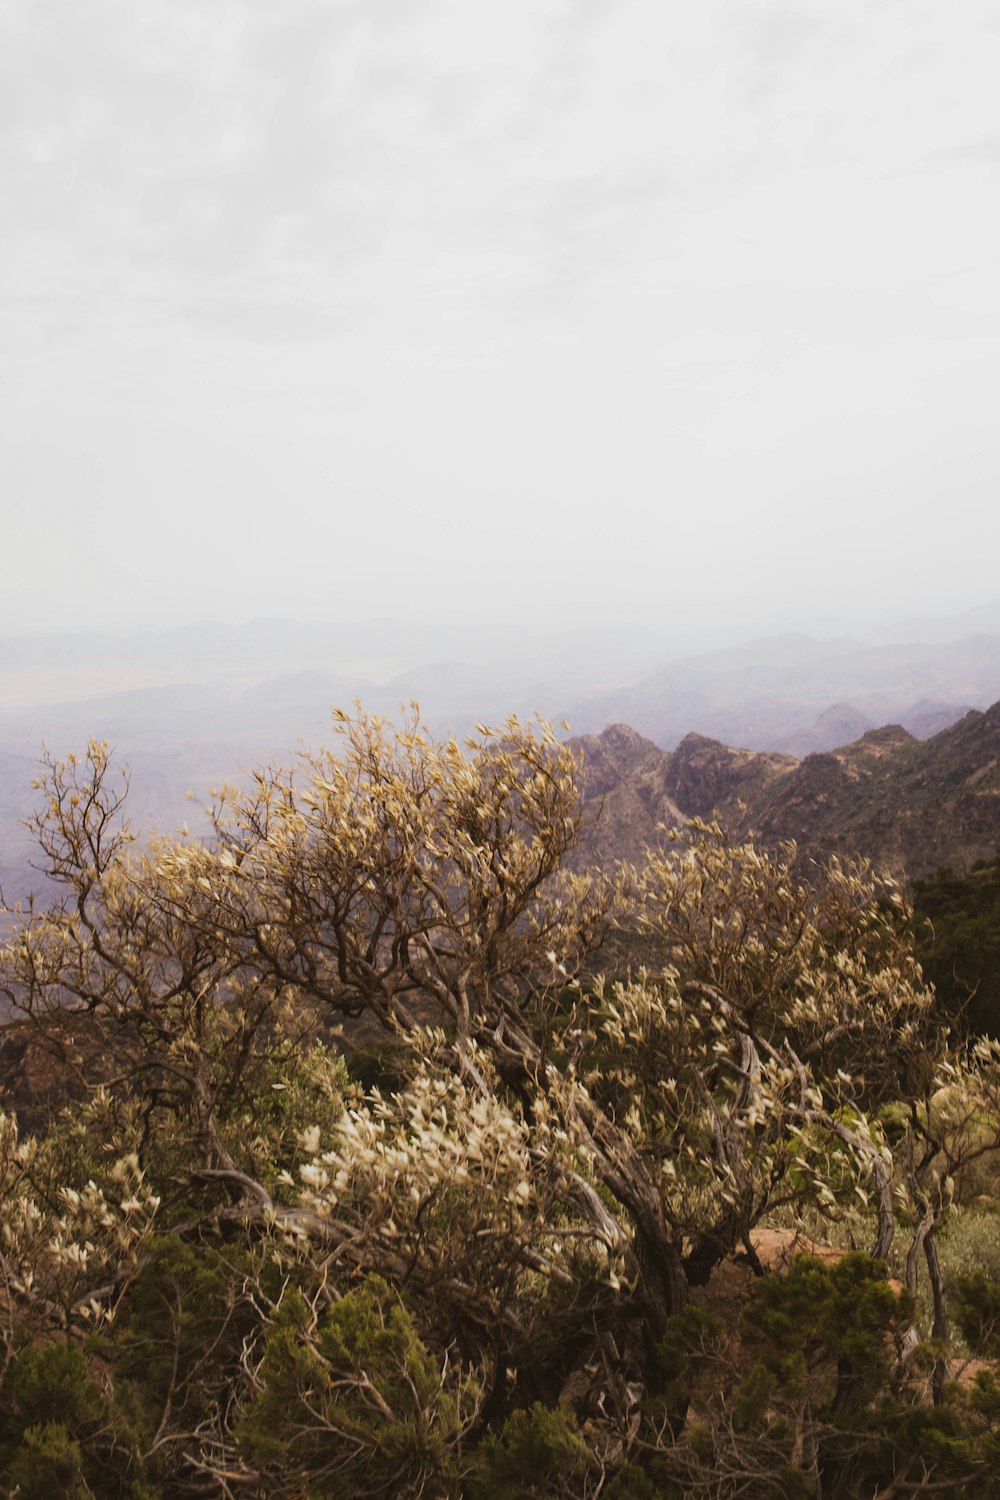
[3,708,1000,1496]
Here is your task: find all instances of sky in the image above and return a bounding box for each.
[3,0,1000,641]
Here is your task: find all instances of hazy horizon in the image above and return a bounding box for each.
[4,1,1000,640]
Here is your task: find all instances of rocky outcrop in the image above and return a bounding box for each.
[662,733,795,820]
[571,723,662,800]
[573,702,1000,880]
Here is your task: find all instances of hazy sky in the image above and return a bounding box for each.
[3,0,1000,639]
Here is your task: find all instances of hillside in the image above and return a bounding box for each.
[575,701,1000,879]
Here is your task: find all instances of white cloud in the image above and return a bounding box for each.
[2,0,999,635]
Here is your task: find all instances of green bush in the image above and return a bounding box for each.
[239,1276,470,1498]
[467,1402,591,1499]
[0,1342,154,1499]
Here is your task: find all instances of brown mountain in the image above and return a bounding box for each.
[574,702,1000,879]
[570,724,683,868]
[659,733,796,820]
[572,723,662,798]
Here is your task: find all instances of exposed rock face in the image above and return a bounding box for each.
[574,757,687,869]
[662,733,795,820]
[571,723,662,799]
[573,702,1000,879]
[767,709,1000,876]
[750,752,852,836]
[569,724,681,868]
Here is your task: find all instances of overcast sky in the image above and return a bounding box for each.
[3,0,999,641]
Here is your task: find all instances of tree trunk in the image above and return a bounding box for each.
[924,1227,950,1404]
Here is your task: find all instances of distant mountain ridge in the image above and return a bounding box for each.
[573,702,1000,879]
[4,700,1000,914]
[566,631,1000,752]
[2,618,1000,906]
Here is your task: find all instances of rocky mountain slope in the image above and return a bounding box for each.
[574,701,1000,879]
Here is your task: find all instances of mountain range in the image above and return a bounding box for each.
[2,616,1000,907]
[572,702,1000,879]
